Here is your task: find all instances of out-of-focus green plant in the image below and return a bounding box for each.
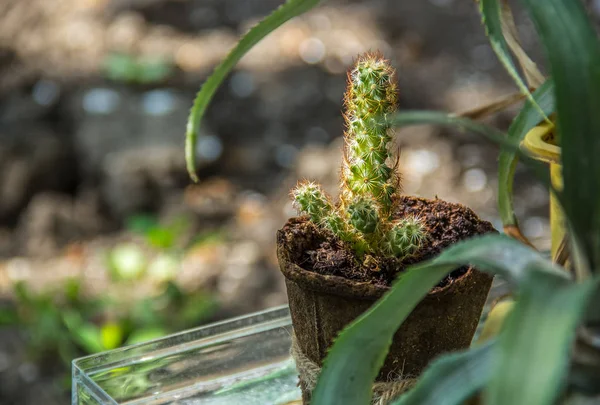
[184,0,600,403]
[104,53,174,84]
[1,279,216,366]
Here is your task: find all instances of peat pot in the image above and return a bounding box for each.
[277,196,495,402]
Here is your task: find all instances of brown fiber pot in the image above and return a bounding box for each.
[277,196,494,401]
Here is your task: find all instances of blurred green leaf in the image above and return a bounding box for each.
[13,281,31,305]
[105,53,139,82]
[126,214,159,235]
[390,111,551,189]
[392,340,495,405]
[105,54,172,84]
[147,253,179,282]
[312,235,566,405]
[108,244,147,281]
[188,229,227,249]
[125,327,167,345]
[485,273,598,405]
[101,322,124,350]
[186,0,325,181]
[498,80,555,228]
[522,0,600,273]
[63,311,105,353]
[0,306,18,325]
[64,278,82,304]
[178,293,217,326]
[146,227,176,250]
[136,57,173,84]
[479,0,545,117]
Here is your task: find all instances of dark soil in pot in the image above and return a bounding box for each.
[277,195,495,401]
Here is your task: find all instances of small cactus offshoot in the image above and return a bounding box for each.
[291,53,428,262]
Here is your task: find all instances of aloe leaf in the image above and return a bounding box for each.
[185,0,324,181]
[479,0,547,119]
[498,80,555,228]
[311,235,567,405]
[391,340,495,405]
[522,0,600,273]
[485,273,599,405]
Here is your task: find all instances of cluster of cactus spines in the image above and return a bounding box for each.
[291,181,334,226]
[382,217,428,258]
[291,53,428,263]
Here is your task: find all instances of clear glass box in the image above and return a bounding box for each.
[72,278,508,405]
[72,305,301,405]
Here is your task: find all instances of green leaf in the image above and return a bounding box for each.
[105,53,138,82]
[522,0,600,273]
[64,311,105,353]
[390,111,551,189]
[479,0,547,119]
[498,80,555,227]
[145,227,176,250]
[391,340,495,405]
[101,322,124,350]
[185,0,324,181]
[0,306,18,325]
[126,214,159,235]
[312,235,566,405]
[125,327,167,345]
[485,273,599,405]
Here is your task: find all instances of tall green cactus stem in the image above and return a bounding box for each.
[341,53,399,216]
[291,53,429,264]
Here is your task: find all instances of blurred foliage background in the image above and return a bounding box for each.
[2,0,598,404]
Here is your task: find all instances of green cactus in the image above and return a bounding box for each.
[291,53,428,263]
[291,181,333,226]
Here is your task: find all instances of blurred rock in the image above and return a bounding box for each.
[0,127,77,226]
[183,178,237,219]
[102,146,187,218]
[16,191,113,258]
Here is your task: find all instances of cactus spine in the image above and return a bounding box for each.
[292,53,428,262]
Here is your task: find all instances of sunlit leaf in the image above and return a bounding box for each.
[101,322,124,350]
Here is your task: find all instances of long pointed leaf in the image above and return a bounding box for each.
[521,0,600,273]
[479,0,547,119]
[390,111,551,189]
[486,273,599,405]
[498,80,555,228]
[311,235,567,405]
[185,0,324,181]
[391,340,496,405]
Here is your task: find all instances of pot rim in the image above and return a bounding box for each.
[278,244,477,301]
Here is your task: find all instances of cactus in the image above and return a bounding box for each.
[291,53,428,263]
